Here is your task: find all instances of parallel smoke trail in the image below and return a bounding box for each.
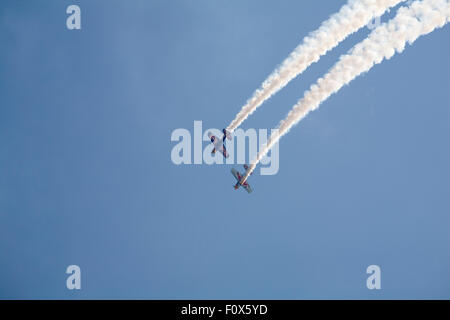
[243,0,450,181]
[227,0,405,133]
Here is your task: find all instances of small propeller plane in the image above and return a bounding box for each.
[231,164,253,193]
[208,129,232,159]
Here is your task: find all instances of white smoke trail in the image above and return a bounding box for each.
[227,0,406,133]
[243,0,450,181]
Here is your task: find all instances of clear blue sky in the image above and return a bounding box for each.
[0,0,449,299]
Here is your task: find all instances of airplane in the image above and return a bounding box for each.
[208,129,232,159]
[231,164,253,194]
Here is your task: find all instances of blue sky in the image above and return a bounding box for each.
[0,0,449,299]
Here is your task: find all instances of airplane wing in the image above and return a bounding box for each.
[231,168,240,182]
[243,183,252,193]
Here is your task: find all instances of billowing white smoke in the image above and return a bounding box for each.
[227,0,406,133]
[243,0,450,181]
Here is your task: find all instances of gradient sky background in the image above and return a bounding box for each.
[0,0,449,299]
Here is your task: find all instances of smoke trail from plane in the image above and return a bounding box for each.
[227,0,406,133]
[243,0,449,181]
